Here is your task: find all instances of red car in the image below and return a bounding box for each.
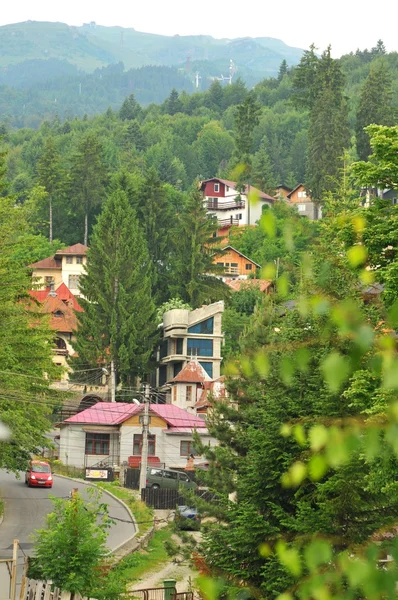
[25,460,53,488]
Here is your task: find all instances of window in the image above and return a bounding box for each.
[298,204,306,212]
[187,338,213,357]
[208,197,218,209]
[214,183,220,193]
[163,470,178,480]
[186,386,193,402]
[231,262,238,268]
[246,263,253,271]
[133,434,156,456]
[236,213,242,220]
[68,274,80,289]
[44,276,54,286]
[217,261,224,266]
[53,310,64,318]
[159,365,167,386]
[298,190,307,198]
[226,186,230,192]
[173,362,183,377]
[180,440,197,456]
[85,433,110,455]
[76,256,83,265]
[159,339,168,359]
[200,361,213,378]
[188,317,214,334]
[179,473,190,482]
[66,256,73,264]
[172,386,177,402]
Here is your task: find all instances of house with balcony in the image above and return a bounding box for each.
[200,177,275,236]
[58,402,216,470]
[213,245,260,279]
[29,243,88,297]
[287,184,321,220]
[28,283,82,378]
[154,301,224,389]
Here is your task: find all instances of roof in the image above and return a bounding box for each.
[276,184,293,192]
[200,178,275,202]
[287,183,310,200]
[225,278,272,293]
[29,283,83,312]
[28,287,80,333]
[64,402,207,430]
[218,246,260,267]
[29,256,62,270]
[55,243,88,256]
[196,377,227,409]
[168,361,212,384]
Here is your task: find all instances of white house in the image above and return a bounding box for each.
[200,177,275,234]
[58,402,216,470]
[29,243,88,297]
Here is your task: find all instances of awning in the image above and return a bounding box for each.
[82,426,119,433]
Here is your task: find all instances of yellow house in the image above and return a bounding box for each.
[29,243,88,296]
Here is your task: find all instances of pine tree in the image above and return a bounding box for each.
[70,133,107,245]
[356,61,394,160]
[165,88,183,115]
[72,189,158,386]
[169,188,229,307]
[119,93,142,121]
[36,137,67,242]
[292,44,319,109]
[207,79,224,110]
[0,152,60,472]
[277,59,288,81]
[252,141,277,194]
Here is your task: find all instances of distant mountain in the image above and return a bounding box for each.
[0,21,304,76]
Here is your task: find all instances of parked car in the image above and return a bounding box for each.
[146,467,197,490]
[174,505,201,530]
[25,460,53,488]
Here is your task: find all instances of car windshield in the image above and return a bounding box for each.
[31,464,51,473]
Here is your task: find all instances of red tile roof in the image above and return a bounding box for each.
[55,243,88,256]
[168,361,212,384]
[28,286,81,333]
[29,284,83,312]
[29,256,62,269]
[225,278,272,293]
[64,402,207,429]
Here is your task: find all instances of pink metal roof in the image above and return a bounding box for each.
[64,402,207,429]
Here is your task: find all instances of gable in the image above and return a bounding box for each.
[121,414,167,428]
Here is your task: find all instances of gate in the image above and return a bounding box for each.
[125,468,140,490]
[127,588,166,600]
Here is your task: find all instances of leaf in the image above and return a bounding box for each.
[280,356,295,386]
[309,425,329,451]
[308,454,328,480]
[276,541,302,576]
[277,273,289,298]
[293,424,306,446]
[254,351,270,378]
[295,347,311,372]
[248,188,260,206]
[364,427,380,461]
[259,543,272,557]
[261,210,276,238]
[304,539,332,571]
[321,352,350,393]
[197,576,225,600]
[289,461,307,486]
[387,299,398,329]
[261,262,276,280]
[383,359,398,389]
[280,424,292,437]
[347,244,368,267]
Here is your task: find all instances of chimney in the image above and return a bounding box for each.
[48,282,57,297]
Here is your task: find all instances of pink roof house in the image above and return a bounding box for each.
[59,402,215,470]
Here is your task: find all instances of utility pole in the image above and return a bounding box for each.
[138,383,151,493]
[10,539,18,600]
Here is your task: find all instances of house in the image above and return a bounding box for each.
[154,301,224,388]
[28,283,82,378]
[275,184,292,201]
[167,360,212,411]
[195,376,228,416]
[29,243,88,296]
[200,177,275,236]
[58,402,216,470]
[213,245,260,279]
[224,278,273,293]
[287,184,321,220]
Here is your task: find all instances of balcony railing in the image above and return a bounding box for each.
[224,267,239,275]
[218,217,240,228]
[208,200,245,211]
[53,348,68,356]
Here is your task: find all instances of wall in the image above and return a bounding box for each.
[59,425,119,468]
[215,248,257,277]
[203,180,226,197]
[61,256,87,295]
[32,268,63,290]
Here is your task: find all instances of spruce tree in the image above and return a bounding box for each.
[70,133,107,245]
[36,137,67,242]
[72,190,158,386]
[277,59,288,81]
[252,141,277,194]
[165,89,183,115]
[355,61,394,160]
[169,188,229,307]
[119,93,142,121]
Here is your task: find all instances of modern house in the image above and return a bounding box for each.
[58,402,216,470]
[154,301,224,388]
[200,177,275,236]
[29,243,88,297]
[287,184,321,220]
[28,283,82,378]
[213,246,260,279]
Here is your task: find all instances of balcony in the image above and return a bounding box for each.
[218,217,240,228]
[208,200,245,211]
[53,348,68,356]
[223,266,239,275]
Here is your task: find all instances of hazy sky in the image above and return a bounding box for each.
[0,0,395,58]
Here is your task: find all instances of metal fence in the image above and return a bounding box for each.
[141,488,217,509]
[127,588,167,600]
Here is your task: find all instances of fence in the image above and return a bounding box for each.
[21,579,98,600]
[125,468,140,490]
[141,488,217,509]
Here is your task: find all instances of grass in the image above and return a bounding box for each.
[96,481,154,536]
[111,526,173,585]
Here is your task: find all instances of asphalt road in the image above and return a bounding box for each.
[0,470,136,559]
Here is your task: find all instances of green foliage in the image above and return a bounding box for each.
[156,297,192,324]
[30,491,111,595]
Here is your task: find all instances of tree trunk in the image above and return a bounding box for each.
[49,197,53,242]
[84,212,88,246]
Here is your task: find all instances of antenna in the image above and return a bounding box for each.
[195,72,201,89]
